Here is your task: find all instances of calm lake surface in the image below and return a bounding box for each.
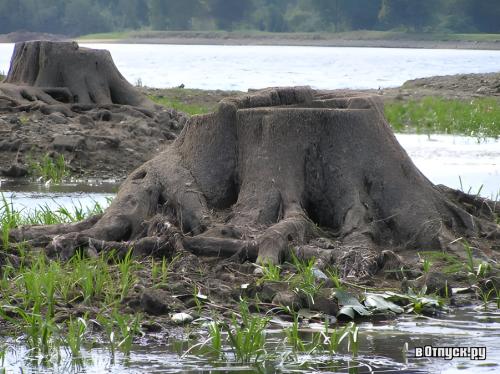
[1,43,500,90]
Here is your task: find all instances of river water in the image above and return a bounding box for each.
[1,43,500,90]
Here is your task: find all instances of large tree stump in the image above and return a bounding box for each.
[7,87,500,276]
[0,41,155,113]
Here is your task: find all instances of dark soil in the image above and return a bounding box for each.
[0,107,188,180]
[380,71,500,101]
[0,31,67,43]
[1,246,493,340]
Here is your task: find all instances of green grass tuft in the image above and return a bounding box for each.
[77,31,130,40]
[418,250,463,274]
[28,153,69,183]
[225,300,269,364]
[385,97,500,138]
[76,30,500,44]
[290,252,323,305]
[149,94,214,116]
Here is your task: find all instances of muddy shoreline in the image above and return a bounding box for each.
[78,37,500,50]
[2,30,500,50]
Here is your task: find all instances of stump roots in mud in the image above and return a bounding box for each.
[7,86,500,277]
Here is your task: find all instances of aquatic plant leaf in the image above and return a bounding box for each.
[297,309,323,319]
[364,294,404,314]
[334,290,371,318]
[382,291,443,313]
[338,306,356,319]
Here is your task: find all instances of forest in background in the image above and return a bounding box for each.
[0,0,499,37]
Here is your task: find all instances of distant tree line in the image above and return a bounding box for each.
[0,0,499,36]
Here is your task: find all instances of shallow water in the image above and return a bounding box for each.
[396,134,500,198]
[1,306,499,373]
[1,44,500,90]
[0,179,117,214]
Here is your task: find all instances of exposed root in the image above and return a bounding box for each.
[9,215,103,243]
[183,236,258,260]
[256,213,316,264]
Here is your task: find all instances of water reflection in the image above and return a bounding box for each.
[1,307,498,373]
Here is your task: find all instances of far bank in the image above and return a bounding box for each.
[1,30,500,50]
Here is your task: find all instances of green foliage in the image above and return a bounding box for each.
[284,317,361,358]
[459,0,500,33]
[0,194,21,250]
[224,300,269,363]
[256,260,282,283]
[0,344,6,373]
[65,317,88,357]
[311,0,381,31]
[385,290,444,314]
[290,253,323,304]
[70,252,114,304]
[1,0,500,36]
[422,258,432,274]
[28,153,69,183]
[0,249,144,359]
[251,0,290,32]
[208,0,253,30]
[63,0,111,36]
[418,251,463,274]
[207,321,223,359]
[1,192,110,232]
[0,199,159,362]
[0,256,62,357]
[385,97,500,139]
[325,267,345,290]
[97,311,142,356]
[379,0,435,31]
[117,249,136,302]
[285,314,307,352]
